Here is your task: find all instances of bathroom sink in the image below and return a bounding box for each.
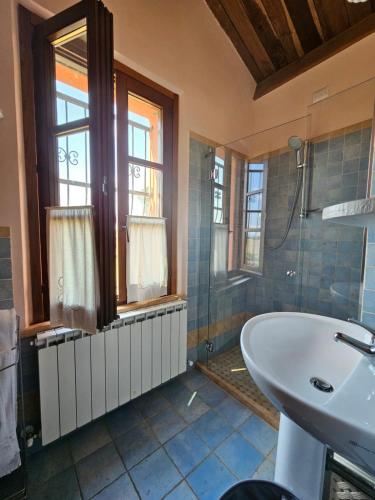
[241,312,375,476]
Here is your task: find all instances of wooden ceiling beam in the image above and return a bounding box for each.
[307,0,327,41]
[206,0,265,82]
[260,0,299,63]
[219,0,275,77]
[280,0,305,58]
[254,12,375,99]
[240,0,289,70]
[283,0,322,53]
[312,0,349,39]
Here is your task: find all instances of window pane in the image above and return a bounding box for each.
[56,97,66,124]
[57,130,90,207]
[249,162,264,171]
[128,125,133,156]
[128,164,163,217]
[213,208,223,224]
[217,165,224,185]
[59,183,68,206]
[214,188,223,209]
[57,131,89,182]
[132,126,146,159]
[248,171,263,192]
[244,232,260,268]
[128,93,162,163]
[247,193,262,211]
[67,101,87,122]
[58,130,89,184]
[54,27,89,126]
[69,185,88,206]
[246,211,261,229]
[215,159,225,185]
[58,136,68,180]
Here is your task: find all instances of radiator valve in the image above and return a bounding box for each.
[21,425,39,448]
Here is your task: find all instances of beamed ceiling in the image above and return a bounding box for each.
[206,0,375,99]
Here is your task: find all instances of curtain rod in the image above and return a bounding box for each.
[126,215,167,220]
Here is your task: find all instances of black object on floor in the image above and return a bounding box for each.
[220,480,299,500]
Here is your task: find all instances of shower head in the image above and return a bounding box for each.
[288,136,305,168]
[288,136,303,151]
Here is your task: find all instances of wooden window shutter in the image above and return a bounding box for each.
[87,0,116,328]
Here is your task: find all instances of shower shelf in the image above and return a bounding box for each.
[322,198,375,228]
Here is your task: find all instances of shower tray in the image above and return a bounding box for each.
[197,345,279,429]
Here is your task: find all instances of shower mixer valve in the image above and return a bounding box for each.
[286,270,296,277]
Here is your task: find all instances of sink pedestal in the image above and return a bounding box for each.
[275,414,326,500]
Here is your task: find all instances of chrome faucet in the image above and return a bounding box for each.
[334,318,375,357]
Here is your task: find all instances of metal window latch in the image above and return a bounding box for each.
[102,176,108,196]
[121,225,130,242]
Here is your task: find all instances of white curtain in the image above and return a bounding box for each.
[126,215,168,302]
[47,206,98,334]
[212,223,228,276]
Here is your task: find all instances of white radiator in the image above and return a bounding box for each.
[36,300,187,445]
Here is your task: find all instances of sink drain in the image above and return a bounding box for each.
[310,376,334,393]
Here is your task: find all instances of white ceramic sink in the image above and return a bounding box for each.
[241,312,375,477]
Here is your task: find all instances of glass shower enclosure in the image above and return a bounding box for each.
[196,78,375,405]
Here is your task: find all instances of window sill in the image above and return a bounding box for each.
[117,294,184,314]
[211,274,252,294]
[239,267,263,277]
[21,294,186,338]
[21,321,52,339]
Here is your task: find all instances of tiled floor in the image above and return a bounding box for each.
[27,369,278,500]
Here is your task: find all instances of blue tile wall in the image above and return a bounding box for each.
[247,126,370,321]
[0,230,13,310]
[300,127,370,319]
[189,126,371,362]
[246,150,302,315]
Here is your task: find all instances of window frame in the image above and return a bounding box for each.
[19,7,179,324]
[19,5,45,323]
[19,0,116,328]
[241,160,268,275]
[213,153,226,225]
[114,62,178,305]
